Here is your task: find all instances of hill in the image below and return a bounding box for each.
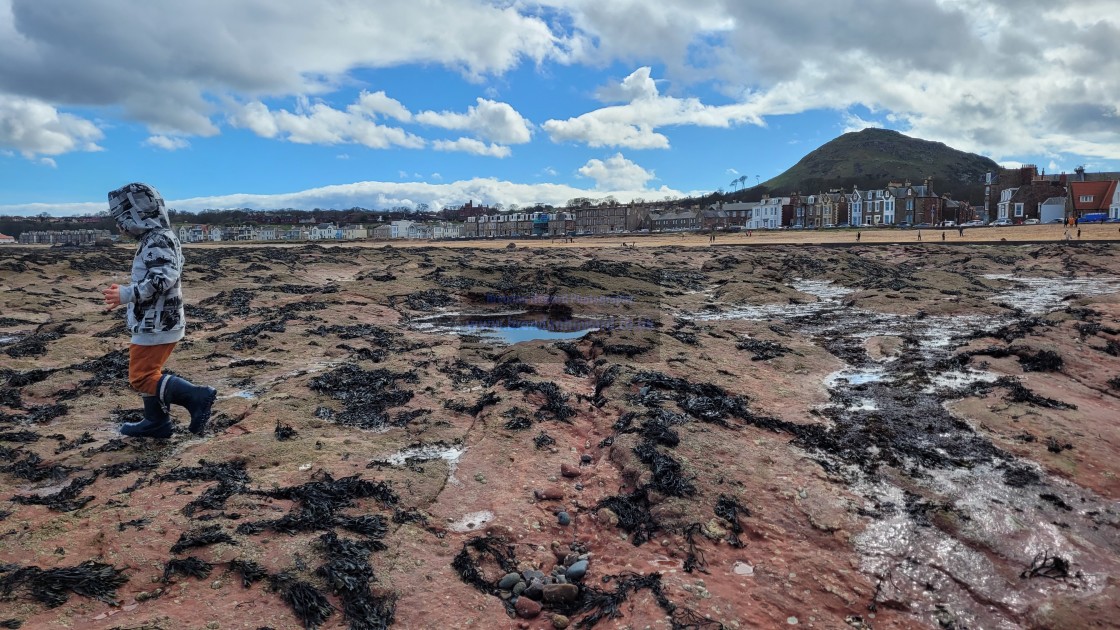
[737,128,1000,204]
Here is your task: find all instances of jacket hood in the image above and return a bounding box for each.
[108,182,170,236]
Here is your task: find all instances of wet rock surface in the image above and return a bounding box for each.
[0,242,1119,628]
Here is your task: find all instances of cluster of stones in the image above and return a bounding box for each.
[497,542,591,627]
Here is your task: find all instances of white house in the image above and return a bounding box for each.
[847,190,865,225]
[252,226,277,241]
[389,220,415,239]
[342,224,368,240]
[310,223,341,240]
[745,196,787,229]
[996,187,1018,220]
[1039,197,1067,224]
[1111,185,1120,220]
[0,233,15,244]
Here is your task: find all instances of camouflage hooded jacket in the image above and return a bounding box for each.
[108,183,186,345]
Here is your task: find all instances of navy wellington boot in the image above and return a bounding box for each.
[159,374,217,435]
[120,395,173,439]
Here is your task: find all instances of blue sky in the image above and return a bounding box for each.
[2,0,1118,216]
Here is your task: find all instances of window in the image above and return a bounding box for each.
[1014,203,1024,217]
[1080,195,1094,203]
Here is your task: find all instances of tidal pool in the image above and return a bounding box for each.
[413,312,601,344]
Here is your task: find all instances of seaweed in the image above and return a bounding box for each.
[316,532,397,630]
[736,338,793,361]
[161,557,213,582]
[52,432,95,454]
[451,534,518,594]
[534,431,556,450]
[714,495,750,548]
[997,377,1077,410]
[0,560,128,608]
[1020,551,1070,580]
[632,441,696,498]
[238,472,397,536]
[308,365,416,429]
[597,489,658,545]
[229,559,268,588]
[575,571,719,630]
[269,573,335,630]
[170,524,238,554]
[11,474,96,512]
[275,420,298,441]
[444,391,500,417]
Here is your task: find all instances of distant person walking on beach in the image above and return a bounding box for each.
[941,231,945,241]
[103,182,217,439]
[958,226,964,237]
[1077,228,1081,239]
[856,231,861,242]
[917,230,922,241]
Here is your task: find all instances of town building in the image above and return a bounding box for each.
[0,233,15,244]
[17,229,111,245]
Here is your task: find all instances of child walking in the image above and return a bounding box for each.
[102,182,216,438]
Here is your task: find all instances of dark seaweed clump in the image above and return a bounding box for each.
[170,524,238,553]
[451,534,518,594]
[316,532,397,630]
[309,365,417,429]
[11,474,96,512]
[237,472,397,536]
[269,573,334,629]
[161,557,213,582]
[0,561,128,608]
[735,338,793,361]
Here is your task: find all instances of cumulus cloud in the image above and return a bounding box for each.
[841,112,883,134]
[229,96,425,149]
[0,93,103,157]
[543,67,762,149]
[144,135,190,151]
[0,175,689,217]
[415,98,532,144]
[577,153,655,190]
[432,137,511,157]
[0,0,566,139]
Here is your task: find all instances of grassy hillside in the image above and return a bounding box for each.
[736,128,1000,204]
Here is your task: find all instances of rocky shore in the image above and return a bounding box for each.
[1,242,1119,629]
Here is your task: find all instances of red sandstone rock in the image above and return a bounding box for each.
[515,596,542,618]
[560,463,581,478]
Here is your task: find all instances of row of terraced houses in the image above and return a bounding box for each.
[166,168,1120,243]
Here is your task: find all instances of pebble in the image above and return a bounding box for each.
[542,583,580,604]
[513,581,527,596]
[565,559,588,581]
[211,580,222,589]
[580,454,592,464]
[515,596,542,618]
[498,572,521,590]
[535,487,564,501]
[787,616,799,625]
[732,562,754,576]
[557,512,571,526]
[574,483,583,491]
[523,579,544,600]
[551,614,571,629]
[560,463,582,478]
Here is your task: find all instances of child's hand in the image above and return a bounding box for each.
[103,284,122,310]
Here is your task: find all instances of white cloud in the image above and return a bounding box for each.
[432,137,511,157]
[230,97,425,149]
[38,157,56,168]
[415,98,532,144]
[0,0,567,137]
[144,135,190,151]
[0,93,103,157]
[0,175,689,216]
[577,153,655,190]
[336,153,350,160]
[726,168,739,176]
[841,112,883,134]
[543,67,763,149]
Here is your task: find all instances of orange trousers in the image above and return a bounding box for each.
[129,342,177,395]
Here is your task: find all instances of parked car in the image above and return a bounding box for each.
[990,218,1013,226]
[896,222,912,229]
[961,220,984,227]
[1023,218,1040,225]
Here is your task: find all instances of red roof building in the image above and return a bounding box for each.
[1069,180,1117,217]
